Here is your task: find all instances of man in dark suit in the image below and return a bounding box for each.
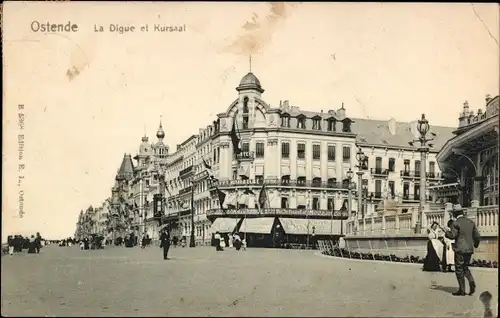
[445,204,481,296]
[159,228,171,260]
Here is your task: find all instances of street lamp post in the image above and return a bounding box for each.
[355,147,366,234]
[189,181,196,247]
[410,114,433,234]
[362,184,368,219]
[346,168,354,234]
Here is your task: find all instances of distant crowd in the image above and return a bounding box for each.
[6,233,43,255]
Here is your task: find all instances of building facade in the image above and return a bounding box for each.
[158,71,455,247]
[435,95,499,208]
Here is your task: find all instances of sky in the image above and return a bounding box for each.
[2,2,499,241]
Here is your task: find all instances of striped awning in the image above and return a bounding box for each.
[312,167,321,179]
[255,165,264,176]
[297,166,306,177]
[238,193,249,205]
[296,195,307,206]
[209,218,240,234]
[279,218,342,235]
[281,166,291,176]
[328,168,336,179]
[238,164,250,178]
[238,217,275,234]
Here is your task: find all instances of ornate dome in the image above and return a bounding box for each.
[240,72,261,86]
[237,72,264,93]
[156,122,165,140]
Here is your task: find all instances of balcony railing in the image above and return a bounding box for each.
[206,208,350,219]
[400,171,442,179]
[235,151,254,160]
[179,165,193,178]
[178,186,192,195]
[370,168,389,176]
[211,178,355,190]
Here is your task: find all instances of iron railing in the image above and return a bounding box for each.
[211,178,355,190]
[206,208,350,219]
[400,170,442,179]
[370,168,389,176]
[179,165,193,178]
[178,186,192,195]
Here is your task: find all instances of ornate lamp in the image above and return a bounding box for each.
[417,114,430,137]
[356,148,365,164]
[346,168,354,182]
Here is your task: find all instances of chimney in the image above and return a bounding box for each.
[388,118,397,135]
[485,94,492,104]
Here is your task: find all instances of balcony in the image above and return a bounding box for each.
[235,151,254,161]
[211,178,354,190]
[370,168,389,176]
[400,170,442,179]
[178,186,192,195]
[206,208,350,221]
[179,165,194,178]
[400,194,431,201]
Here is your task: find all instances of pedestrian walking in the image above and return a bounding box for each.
[27,235,37,254]
[444,204,481,296]
[7,235,14,256]
[35,232,42,253]
[214,232,222,251]
[160,228,171,260]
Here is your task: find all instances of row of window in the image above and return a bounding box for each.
[281,116,352,133]
[249,142,351,161]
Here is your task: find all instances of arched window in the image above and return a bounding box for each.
[243,97,249,114]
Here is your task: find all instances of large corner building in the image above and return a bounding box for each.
[151,71,456,247]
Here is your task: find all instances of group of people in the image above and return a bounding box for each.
[7,233,43,255]
[423,220,455,272]
[214,231,245,251]
[423,204,481,296]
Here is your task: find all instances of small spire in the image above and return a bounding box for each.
[249,54,252,72]
[341,102,345,109]
[156,121,165,140]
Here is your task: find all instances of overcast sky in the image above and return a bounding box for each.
[2,2,498,240]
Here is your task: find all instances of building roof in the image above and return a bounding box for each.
[353,118,455,150]
[240,72,261,87]
[116,154,135,181]
[237,72,264,93]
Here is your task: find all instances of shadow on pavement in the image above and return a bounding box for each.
[430,285,459,294]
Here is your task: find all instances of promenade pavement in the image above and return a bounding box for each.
[1,244,498,317]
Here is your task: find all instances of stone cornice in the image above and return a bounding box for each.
[437,115,499,164]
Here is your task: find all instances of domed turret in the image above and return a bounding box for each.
[153,121,169,158]
[236,72,264,93]
[139,136,151,157]
[156,122,165,140]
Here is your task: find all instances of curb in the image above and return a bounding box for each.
[314,251,498,272]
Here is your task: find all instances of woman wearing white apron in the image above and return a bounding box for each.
[443,219,455,272]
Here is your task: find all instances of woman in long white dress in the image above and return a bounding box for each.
[423,222,445,272]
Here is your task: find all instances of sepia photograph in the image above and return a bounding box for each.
[2,2,499,317]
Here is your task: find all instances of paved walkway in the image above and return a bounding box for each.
[1,245,498,317]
